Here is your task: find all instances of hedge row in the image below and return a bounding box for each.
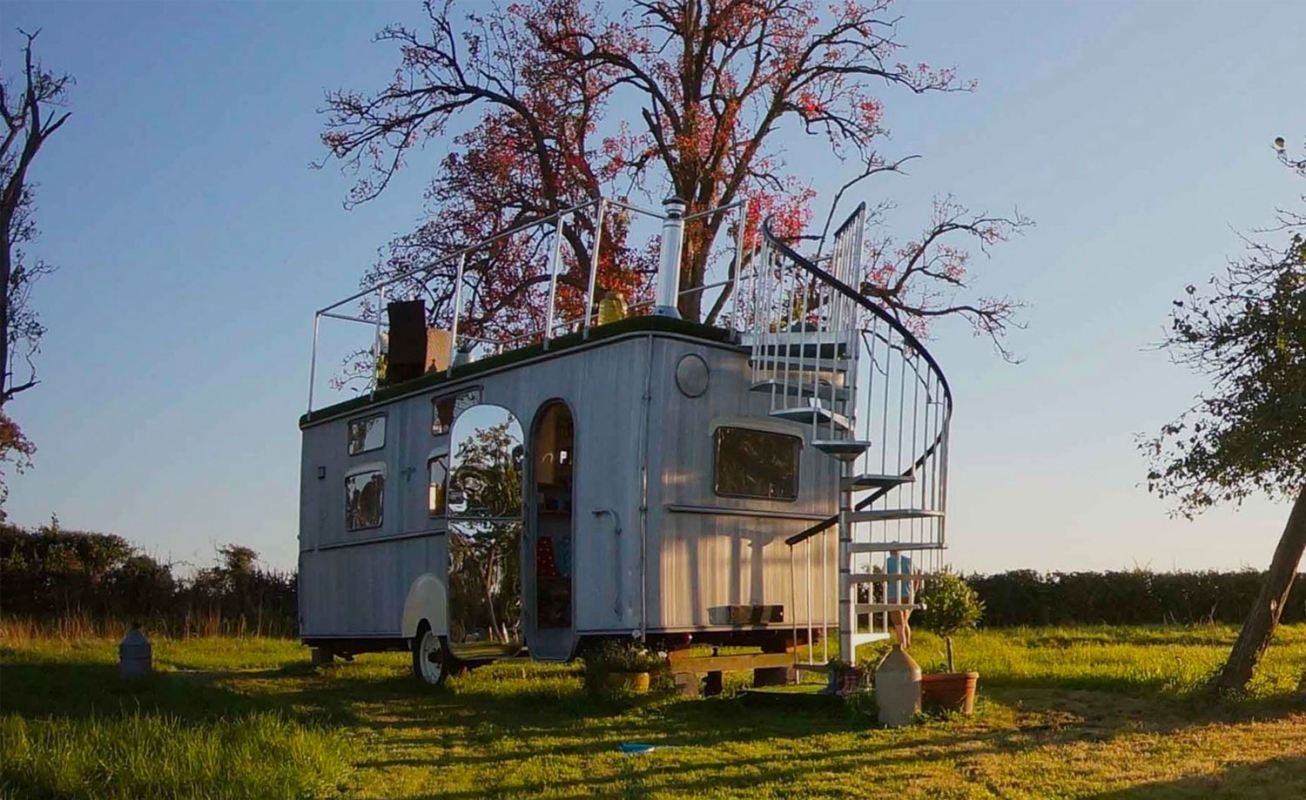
[4,522,1302,634]
[965,569,1305,627]
[0,522,296,637]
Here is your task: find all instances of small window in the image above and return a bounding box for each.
[345,470,384,530]
[713,427,801,501]
[347,415,386,455]
[428,456,448,517]
[432,388,482,435]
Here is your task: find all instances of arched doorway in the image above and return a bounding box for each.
[527,401,575,661]
[446,405,524,661]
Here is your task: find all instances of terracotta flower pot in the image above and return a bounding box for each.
[604,671,651,694]
[920,671,979,715]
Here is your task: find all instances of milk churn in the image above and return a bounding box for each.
[119,622,152,679]
[874,644,921,727]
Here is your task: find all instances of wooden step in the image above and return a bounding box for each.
[849,508,944,523]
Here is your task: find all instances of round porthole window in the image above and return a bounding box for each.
[675,353,710,398]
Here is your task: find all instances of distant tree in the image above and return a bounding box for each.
[1,29,71,403]
[0,30,72,515]
[0,408,33,518]
[321,0,1027,357]
[1142,136,1306,695]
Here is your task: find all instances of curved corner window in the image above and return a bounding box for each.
[347,414,386,455]
[428,456,448,517]
[713,427,801,501]
[432,388,482,435]
[345,470,384,531]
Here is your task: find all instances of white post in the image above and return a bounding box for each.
[653,197,687,318]
[838,464,854,662]
[582,199,607,340]
[371,285,385,399]
[447,252,466,377]
[544,213,565,348]
[307,312,320,417]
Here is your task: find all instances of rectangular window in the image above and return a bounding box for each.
[345,470,384,531]
[432,388,482,435]
[713,427,801,501]
[428,456,448,517]
[346,414,386,455]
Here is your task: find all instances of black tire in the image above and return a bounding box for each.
[411,623,450,687]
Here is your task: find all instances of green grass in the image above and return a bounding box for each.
[2,625,1305,798]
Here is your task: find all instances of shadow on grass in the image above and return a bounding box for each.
[5,650,1304,800]
[1089,755,1306,799]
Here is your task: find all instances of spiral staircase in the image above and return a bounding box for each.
[743,204,953,664]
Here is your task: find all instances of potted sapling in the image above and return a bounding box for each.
[917,571,984,714]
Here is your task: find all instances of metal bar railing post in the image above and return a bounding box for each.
[447,252,466,377]
[307,312,321,417]
[790,546,798,660]
[543,214,565,348]
[806,538,813,665]
[371,285,385,399]
[729,201,748,332]
[582,200,606,340]
[822,525,829,664]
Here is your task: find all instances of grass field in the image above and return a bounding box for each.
[2,625,1305,799]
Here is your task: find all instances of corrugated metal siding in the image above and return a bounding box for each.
[298,330,840,640]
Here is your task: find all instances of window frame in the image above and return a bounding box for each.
[431,387,483,436]
[711,425,802,503]
[427,454,449,519]
[344,467,385,532]
[346,413,386,456]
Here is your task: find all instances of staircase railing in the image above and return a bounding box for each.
[747,205,953,664]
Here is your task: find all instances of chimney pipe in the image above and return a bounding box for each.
[653,197,687,318]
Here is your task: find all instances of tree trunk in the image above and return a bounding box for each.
[1209,483,1306,694]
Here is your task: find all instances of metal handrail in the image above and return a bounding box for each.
[307,195,751,415]
[758,211,954,548]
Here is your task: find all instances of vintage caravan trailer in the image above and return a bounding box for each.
[299,199,952,688]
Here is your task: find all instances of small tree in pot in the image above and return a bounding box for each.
[916,571,984,714]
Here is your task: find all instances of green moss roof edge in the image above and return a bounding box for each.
[301,315,738,427]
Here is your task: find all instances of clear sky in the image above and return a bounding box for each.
[4,1,1303,575]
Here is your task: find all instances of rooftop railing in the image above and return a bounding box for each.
[307,196,751,416]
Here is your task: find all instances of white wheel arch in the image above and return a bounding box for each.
[401,573,448,639]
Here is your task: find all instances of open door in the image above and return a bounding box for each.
[526,401,575,661]
[446,405,524,663]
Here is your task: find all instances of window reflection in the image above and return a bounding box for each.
[713,427,801,501]
[346,415,385,455]
[345,470,384,530]
[428,456,448,517]
[432,388,482,435]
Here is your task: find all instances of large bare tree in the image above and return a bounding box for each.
[320,0,1027,356]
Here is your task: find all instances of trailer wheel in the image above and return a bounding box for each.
[412,624,450,687]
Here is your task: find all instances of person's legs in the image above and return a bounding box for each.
[900,609,912,649]
[889,609,907,648]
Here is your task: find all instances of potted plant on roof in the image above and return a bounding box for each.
[917,571,984,714]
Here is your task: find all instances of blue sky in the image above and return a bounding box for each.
[4,1,1302,574]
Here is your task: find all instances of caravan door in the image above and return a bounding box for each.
[526,401,576,661]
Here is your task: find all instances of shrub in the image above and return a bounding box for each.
[918,571,984,637]
[581,640,667,696]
